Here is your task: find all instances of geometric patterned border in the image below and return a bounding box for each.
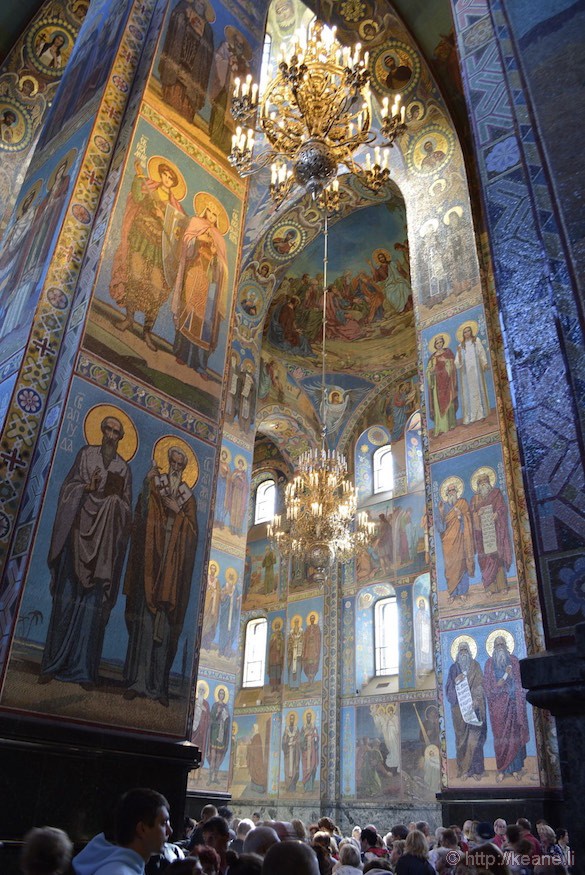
[0,0,157,670]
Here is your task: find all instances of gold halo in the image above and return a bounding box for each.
[229,348,241,366]
[415,596,428,608]
[439,475,464,503]
[220,446,232,464]
[443,205,463,225]
[196,679,210,699]
[208,559,220,575]
[272,617,283,631]
[241,358,256,372]
[455,320,480,343]
[286,710,298,725]
[428,332,451,353]
[225,566,238,583]
[18,74,39,96]
[373,247,391,263]
[470,466,497,494]
[232,721,239,736]
[83,405,138,461]
[306,611,319,624]
[152,435,199,489]
[406,99,425,120]
[214,684,230,702]
[194,191,229,235]
[234,454,248,471]
[48,147,77,191]
[303,708,316,723]
[358,18,379,40]
[290,613,303,628]
[16,179,42,218]
[486,628,515,657]
[450,634,477,662]
[147,155,187,201]
[224,25,252,59]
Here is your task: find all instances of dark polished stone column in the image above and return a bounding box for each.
[520,625,585,872]
[0,711,200,874]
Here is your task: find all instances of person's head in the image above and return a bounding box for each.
[114,788,171,859]
[339,843,361,868]
[203,816,230,856]
[466,844,507,875]
[416,822,430,837]
[252,813,261,825]
[217,806,233,822]
[405,830,428,858]
[291,819,307,840]
[390,839,406,865]
[21,827,73,875]
[442,829,458,849]
[164,859,204,875]
[193,845,221,875]
[555,828,568,844]
[424,141,434,154]
[217,688,226,704]
[391,825,409,841]
[168,446,187,477]
[505,825,521,846]
[539,825,556,846]
[434,336,445,350]
[158,162,179,190]
[434,848,453,875]
[516,819,532,835]
[262,841,319,875]
[201,805,218,823]
[477,474,492,498]
[101,416,124,452]
[361,827,377,850]
[3,110,17,125]
[312,832,334,853]
[462,821,473,838]
[237,819,255,839]
[462,325,473,341]
[243,826,280,857]
[475,823,496,842]
[493,819,507,838]
[457,642,473,673]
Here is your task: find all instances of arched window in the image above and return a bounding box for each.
[373,445,393,494]
[254,479,276,524]
[374,596,399,676]
[242,618,268,687]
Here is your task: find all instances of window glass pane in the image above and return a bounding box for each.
[243,618,268,687]
[255,480,276,524]
[373,445,393,494]
[374,596,399,676]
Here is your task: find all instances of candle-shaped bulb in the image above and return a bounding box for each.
[234,77,240,98]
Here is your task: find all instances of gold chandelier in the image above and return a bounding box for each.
[229,19,407,205]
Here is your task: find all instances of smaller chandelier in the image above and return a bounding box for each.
[268,440,377,574]
[229,19,407,206]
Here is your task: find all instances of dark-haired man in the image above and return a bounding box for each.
[202,816,230,874]
[72,788,172,875]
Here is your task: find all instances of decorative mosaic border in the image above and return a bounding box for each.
[0,0,158,670]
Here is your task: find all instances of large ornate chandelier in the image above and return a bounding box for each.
[229,19,407,205]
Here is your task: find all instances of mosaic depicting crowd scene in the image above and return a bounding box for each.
[18,787,572,875]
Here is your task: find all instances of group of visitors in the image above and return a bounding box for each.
[16,788,572,875]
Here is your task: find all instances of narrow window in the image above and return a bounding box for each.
[374,596,399,676]
[242,618,268,687]
[255,479,276,524]
[373,445,393,494]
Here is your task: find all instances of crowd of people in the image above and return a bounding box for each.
[17,788,572,875]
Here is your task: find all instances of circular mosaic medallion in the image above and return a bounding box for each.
[238,281,264,323]
[407,126,455,177]
[367,426,387,446]
[267,221,306,262]
[16,388,42,414]
[71,203,91,224]
[26,17,77,78]
[47,286,68,309]
[93,134,111,153]
[112,74,129,93]
[370,39,420,99]
[0,98,32,153]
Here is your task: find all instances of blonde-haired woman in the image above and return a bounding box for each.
[395,830,435,875]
